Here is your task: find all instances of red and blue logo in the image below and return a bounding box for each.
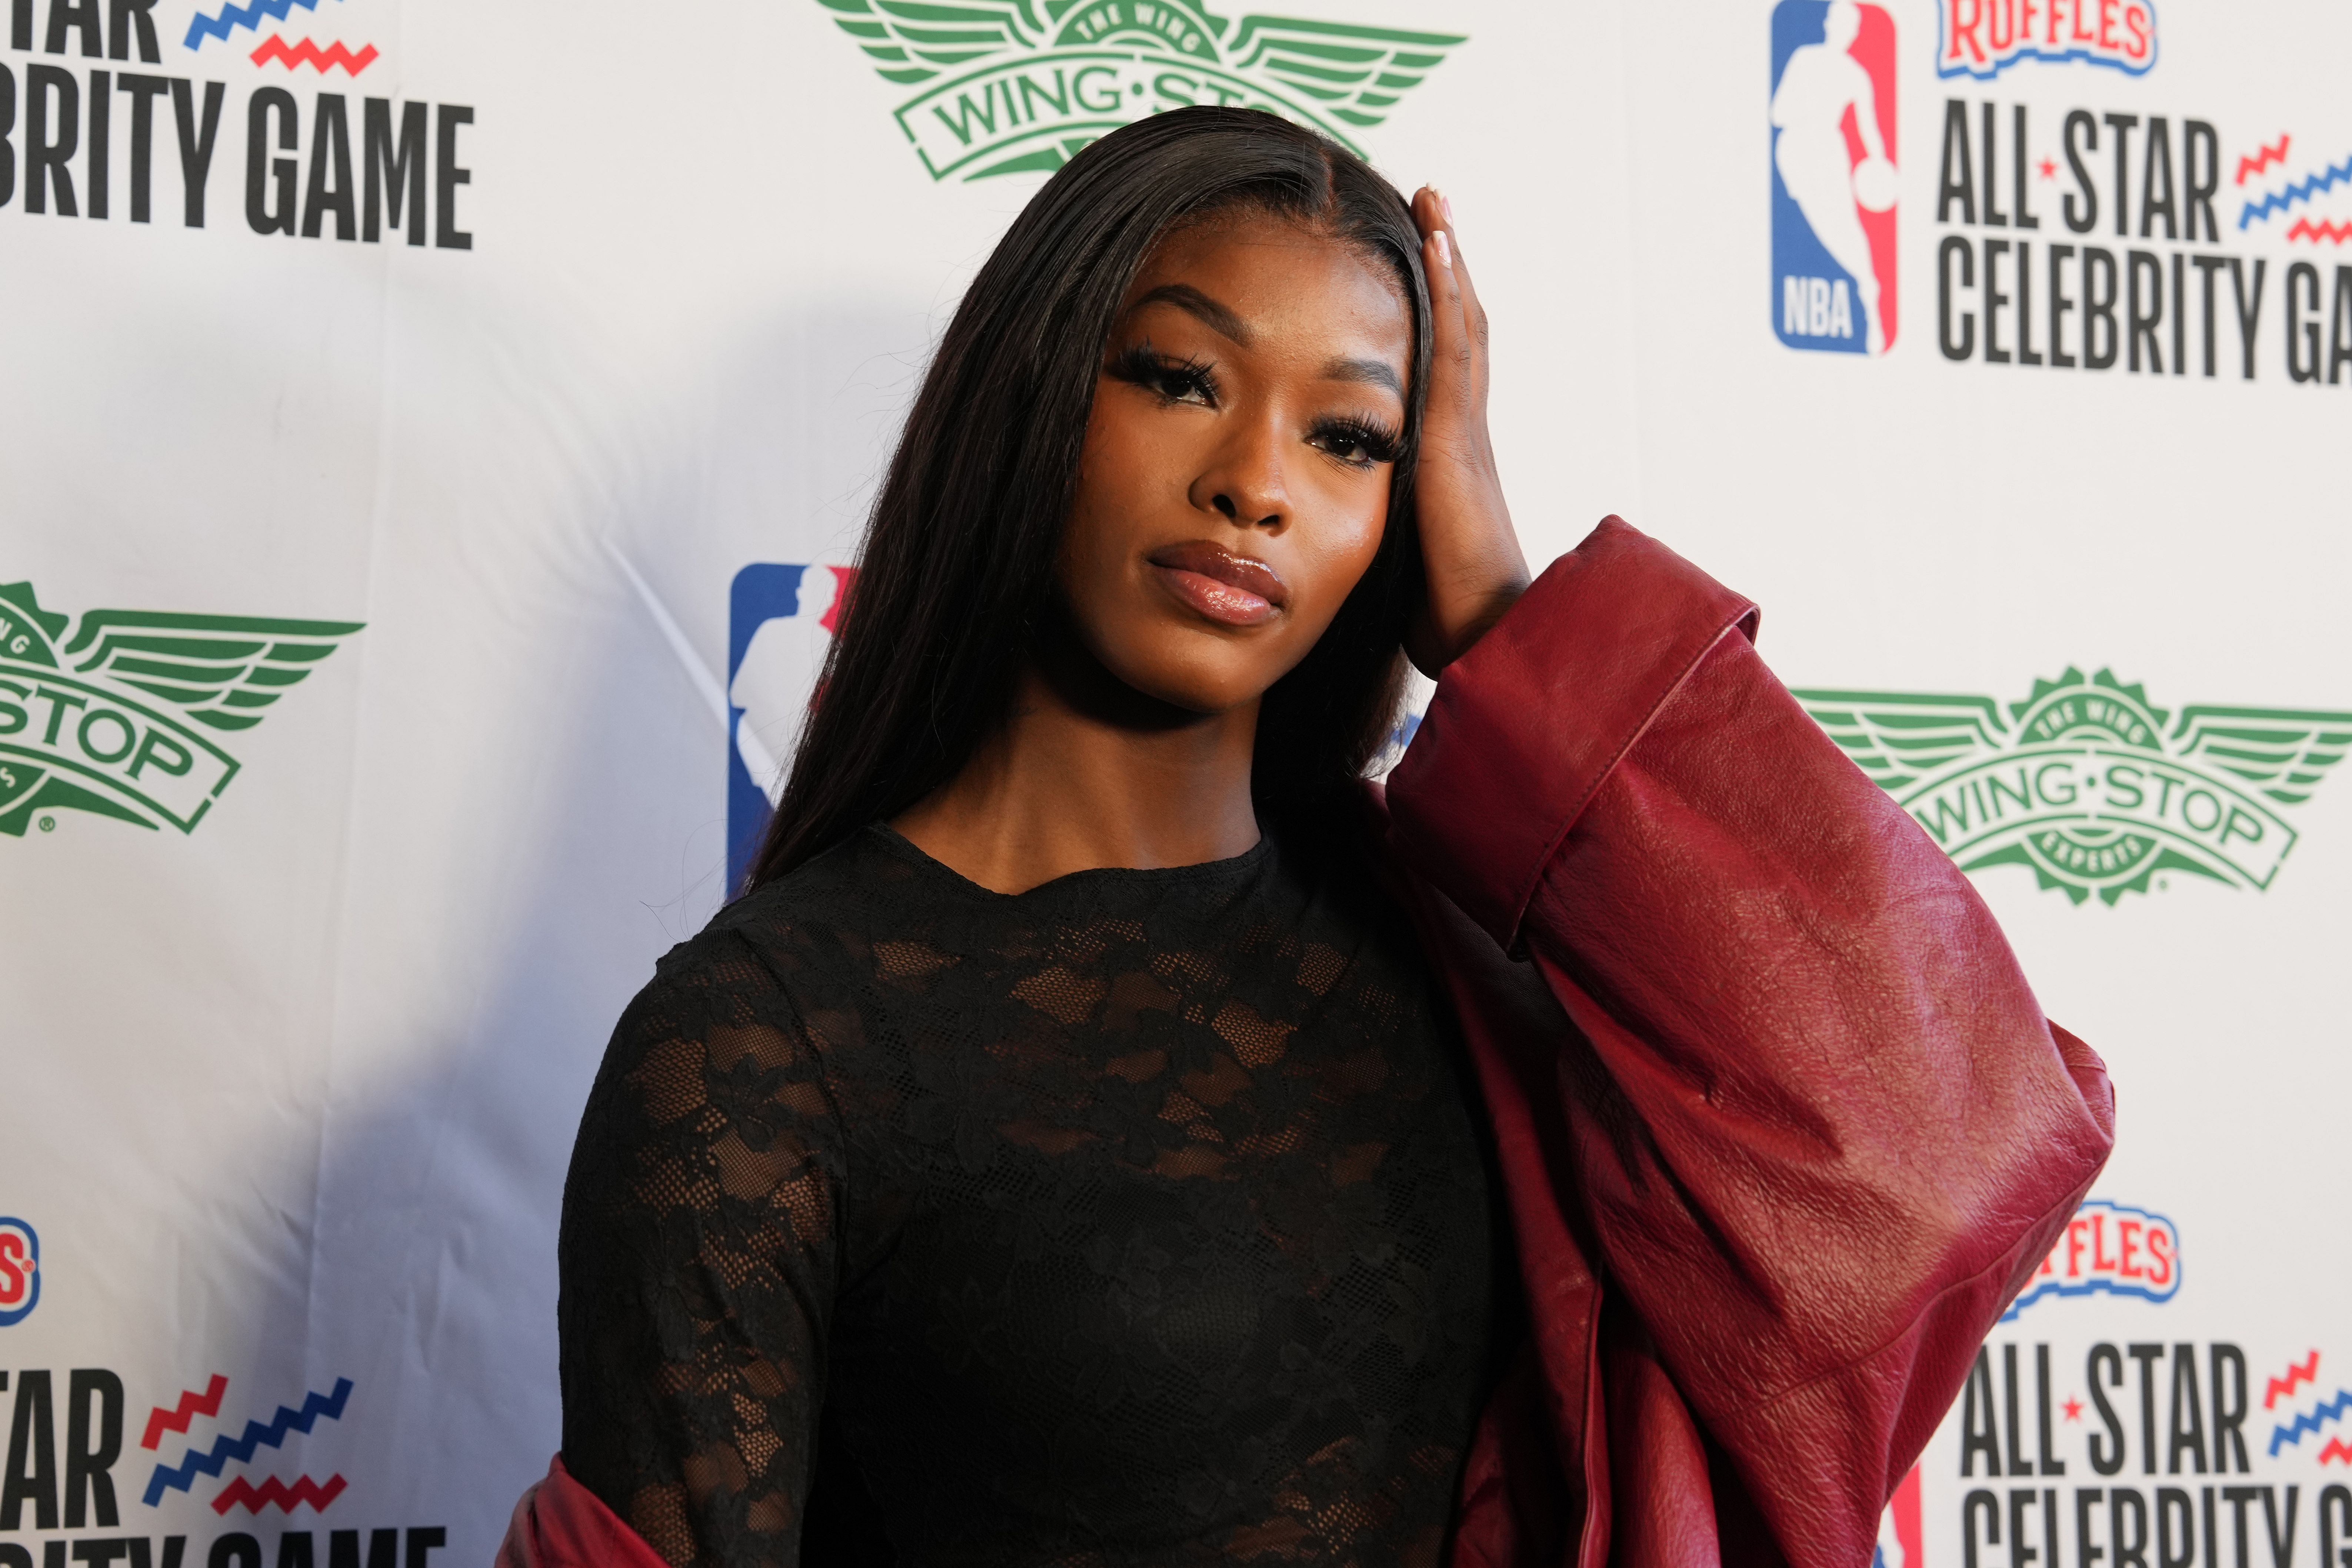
[726,564,853,891]
[2003,1198,2180,1319]
[1771,1,1899,355]
[1874,1465,1923,1568]
[1935,0,2156,80]
[2260,1350,2350,1465]
[0,1218,36,1326]
[141,1373,354,1514]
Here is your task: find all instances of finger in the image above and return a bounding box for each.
[1412,188,1485,425]
[1412,190,1472,425]
[1428,189,1490,408]
[1412,183,1445,241]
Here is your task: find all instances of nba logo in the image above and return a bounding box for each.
[1874,1465,1923,1568]
[1771,1,1898,354]
[726,563,853,892]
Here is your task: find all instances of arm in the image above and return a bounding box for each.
[1850,66,1890,165]
[557,926,846,1567]
[1387,519,2114,1568]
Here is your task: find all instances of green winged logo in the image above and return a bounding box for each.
[1796,669,2352,905]
[0,581,362,839]
[814,0,1466,181]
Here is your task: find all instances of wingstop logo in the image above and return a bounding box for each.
[0,582,361,840]
[812,0,1465,182]
[1771,2,1899,355]
[3,0,476,247]
[1797,668,2351,905]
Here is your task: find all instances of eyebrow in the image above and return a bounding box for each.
[1322,355,1404,396]
[1130,283,1252,346]
[1131,284,1406,395]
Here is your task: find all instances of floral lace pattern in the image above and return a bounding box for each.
[560,823,1500,1567]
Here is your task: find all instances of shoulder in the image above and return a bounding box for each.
[705,826,919,980]
[568,838,903,1212]
[591,832,907,1113]
[640,827,906,1002]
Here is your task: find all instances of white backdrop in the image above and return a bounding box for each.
[3,1,2347,1563]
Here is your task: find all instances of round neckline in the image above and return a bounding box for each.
[863,822,1274,903]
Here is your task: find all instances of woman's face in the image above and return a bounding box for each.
[1056,209,1413,718]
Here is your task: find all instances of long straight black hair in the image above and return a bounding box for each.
[746,107,1434,890]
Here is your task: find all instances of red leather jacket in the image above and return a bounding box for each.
[502,519,2113,1568]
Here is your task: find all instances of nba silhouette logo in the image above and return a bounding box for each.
[1771,1,1898,354]
[726,563,854,892]
[1873,1465,1923,1568]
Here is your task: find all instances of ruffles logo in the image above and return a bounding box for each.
[2006,1199,2181,1319]
[0,1219,37,1327]
[1936,0,2156,81]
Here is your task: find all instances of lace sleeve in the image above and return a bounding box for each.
[558,925,844,1568]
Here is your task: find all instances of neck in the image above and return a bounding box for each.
[891,653,1261,896]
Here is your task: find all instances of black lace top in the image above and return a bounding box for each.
[558,820,1502,1568]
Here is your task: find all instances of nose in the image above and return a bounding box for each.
[1188,415,1289,532]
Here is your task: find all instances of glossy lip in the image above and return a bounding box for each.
[1146,540,1289,627]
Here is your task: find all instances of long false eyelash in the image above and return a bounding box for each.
[1105,342,1220,405]
[1311,413,1405,468]
[1107,342,1400,467]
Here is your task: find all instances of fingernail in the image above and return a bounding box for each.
[1442,193,1456,226]
[1432,229,1452,268]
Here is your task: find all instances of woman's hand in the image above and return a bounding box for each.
[1405,187,1530,676]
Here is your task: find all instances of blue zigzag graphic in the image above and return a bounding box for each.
[2268,1389,2352,1457]
[2238,153,2352,229]
[182,0,339,50]
[141,1378,354,1505]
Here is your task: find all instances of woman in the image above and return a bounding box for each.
[510,109,2113,1568]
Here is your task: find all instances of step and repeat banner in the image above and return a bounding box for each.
[2,0,2346,1563]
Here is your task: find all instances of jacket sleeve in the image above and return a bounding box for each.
[1387,517,2115,1568]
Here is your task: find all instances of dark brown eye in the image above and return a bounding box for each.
[1310,417,1401,469]
[1108,344,1218,407]
[1151,366,1215,404]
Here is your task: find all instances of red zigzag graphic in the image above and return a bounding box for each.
[250,35,379,74]
[2321,1438,2352,1467]
[2288,218,2352,244]
[2268,1351,2322,1410]
[213,1474,349,1515]
[2237,135,2292,185]
[143,1376,229,1451]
